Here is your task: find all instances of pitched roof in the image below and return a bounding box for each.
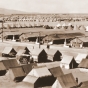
[61,55,74,64]
[57,73,77,88]
[10,66,25,78]
[23,75,38,84]
[16,49,26,56]
[2,46,15,54]
[2,59,20,69]
[0,46,5,53]
[80,81,88,87]
[22,63,37,74]
[0,57,8,61]
[0,61,6,70]
[78,59,88,68]
[27,46,34,52]
[37,62,60,69]
[31,48,45,56]
[79,86,88,88]
[49,66,64,77]
[45,49,61,56]
[28,66,52,77]
[13,82,33,88]
[13,46,26,52]
[75,53,87,63]
[78,37,88,42]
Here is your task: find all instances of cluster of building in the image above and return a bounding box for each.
[1,14,88,22]
[0,45,88,87]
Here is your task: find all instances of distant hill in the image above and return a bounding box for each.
[0,8,29,15]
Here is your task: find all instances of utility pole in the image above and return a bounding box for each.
[39,32,41,48]
[2,19,3,42]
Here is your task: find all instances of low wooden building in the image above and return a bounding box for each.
[23,75,39,88]
[75,53,88,64]
[13,46,30,54]
[70,37,88,48]
[1,32,21,41]
[2,59,20,70]
[78,59,88,72]
[79,81,88,87]
[6,66,25,82]
[31,48,47,63]
[43,32,84,44]
[22,63,37,75]
[60,55,78,69]
[24,66,56,88]
[45,49,62,62]
[52,73,78,88]
[0,61,7,76]
[49,66,64,77]
[16,49,31,64]
[2,47,17,57]
[19,32,45,42]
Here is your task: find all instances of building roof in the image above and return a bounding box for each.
[0,46,5,53]
[37,62,60,69]
[49,66,64,77]
[80,81,88,87]
[43,32,84,41]
[13,46,26,52]
[13,82,33,88]
[10,66,25,78]
[78,59,88,68]
[23,75,38,84]
[0,57,8,61]
[79,86,88,88]
[22,63,37,74]
[0,61,6,70]
[2,59,20,69]
[31,48,45,56]
[2,46,16,54]
[28,66,51,77]
[61,55,74,64]
[45,49,61,56]
[16,49,26,56]
[57,73,77,88]
[2,32,22,37]
[75,53,87,63]
[26,46,34,52]
[78,37,88,42]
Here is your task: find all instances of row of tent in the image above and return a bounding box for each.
[55,24,87,31]
[0,45,87,68]
[0,58,87,88]
[0,22,43,29]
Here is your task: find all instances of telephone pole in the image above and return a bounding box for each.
[2,20,3,42]
[39,32,41,48]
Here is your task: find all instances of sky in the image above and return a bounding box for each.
[0,0,88,13]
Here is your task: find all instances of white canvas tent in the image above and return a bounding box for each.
[86,26,88,31]
[75,53,88,64]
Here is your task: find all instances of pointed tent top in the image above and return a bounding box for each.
[67,26,73,30]
[73,25,79,30]
[56,23,61,27]
[79,25,86,30]
[68,23,72,26]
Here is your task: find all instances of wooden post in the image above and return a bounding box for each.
[2,20,3,42]
[39,32,41,48]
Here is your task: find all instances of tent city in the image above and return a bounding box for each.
[0,0,88,88]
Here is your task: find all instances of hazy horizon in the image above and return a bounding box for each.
[0,0,88,13]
